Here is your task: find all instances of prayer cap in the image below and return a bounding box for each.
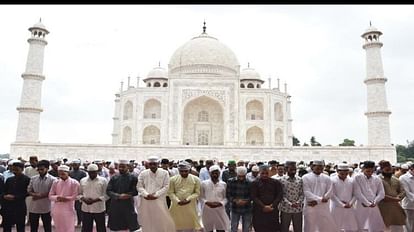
[118,159,129,165]
[236,166,247,175]
[161,158,169,164]
[401,164,409,170]
[259,164,269,171]
[379,160,391,169]
[177,161,191,170]
[12,161,24,169]
[209,164,220,172]
[93,160,103,164]
[87,164,99,172]
[337,163,349,171]
[147,156,160,163]
[252,165,260,172]
[393,163,401,168]
[248,161,256,166]
[72,159,81,164]
[50,159,59,164]
[362,160,375,169]
[228,160,236,165]
[285,161,296,166]
[8,159,19,166]
[312,160,325,166]
[58,165,70,172]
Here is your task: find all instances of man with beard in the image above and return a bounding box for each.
[378,160,406,232]
[221,160,237,218]
[251,164,283,232]
[49,165,80,232]
[28,160,56,232]
[79,164,108,232]
[200,164,230,232]
[1,160,30,232]
[137,156,175,232]
[302,160,338,232]
[168,161,202,232]
[106,159,140,232]
[69,159,87,227]
[353,160,385,232]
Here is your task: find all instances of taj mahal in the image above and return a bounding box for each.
[10,20,397,163]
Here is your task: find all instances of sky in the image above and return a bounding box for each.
[0,4,413,153]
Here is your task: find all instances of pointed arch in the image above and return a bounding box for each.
[274,102,283,121]
[246,100,263,120]
[143,125,160,144]
[246,126,264,145]
[144,99,161,119]
[123,101,133,120]
[275,128,283,146]
[122,126,132,144]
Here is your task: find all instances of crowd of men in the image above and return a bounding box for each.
[0,155,413,232]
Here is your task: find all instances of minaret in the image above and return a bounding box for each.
[362,24,391,146]
[111,92,121,144]
[286,95,293,147]
[15,20,49,143]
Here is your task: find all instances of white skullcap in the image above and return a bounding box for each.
[312,160,324,165]
[8,159,19,166]
[147,156,159,163]
[58,165,70,172]
[118,159,129,165]
[209,165,220,172]
[87,164,99,172]
[252,165,260,172]
[401,164,409,170]
[337,163,349,171]
[178,161,191,170]
[248,161,257,166]
[236,166,247,175]
[348,167,354,172]
[394,163,401,168]
[72,159,81,164]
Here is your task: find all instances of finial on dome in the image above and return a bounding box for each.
[203,20,206,34]
[39,17,42,23]
[369,20,372,27]
[158,61,161,67]
[247,62,250,68]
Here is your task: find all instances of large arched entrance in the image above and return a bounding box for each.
[182,96,224,145]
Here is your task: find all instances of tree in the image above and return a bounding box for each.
[293,136,300,146]
[396,140,414,162]
[310,136,321,146]
[339,138,355,146]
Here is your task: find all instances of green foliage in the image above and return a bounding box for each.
[396,140,414,162]
[310,136,321,146]
[339,138,355,146]
[293,136,300,146]
[303,142,309,146]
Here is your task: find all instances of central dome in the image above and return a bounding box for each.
[168,32,240,76]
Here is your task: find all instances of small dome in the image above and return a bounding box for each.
[240,67,261,80]
[147,66,168,79]
[29,21,49,34]
[169,32,239,76]
[361,25,382,38]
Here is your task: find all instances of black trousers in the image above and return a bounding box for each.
[29,212,52,232]
[81,211,106,232]
[75,200,83,224]
[2,210,26,232]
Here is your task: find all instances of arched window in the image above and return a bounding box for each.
[123,101,133,120]
[147,83,151,87]
[154,82,161,87]
[256,84,261,88]
[274,102,283,121]
[246,126,263,145]
[240,83,245,88]
[246,100,263,120]
[142,125,160,144]
[143,99,161,119]
[275,128,283,145]
[247,83,254,88]
[198,111,209,122]
[197,130,209,145]
[163,83,168,87]
[122,126,132,144]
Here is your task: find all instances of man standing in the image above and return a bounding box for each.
[79,164,108,232]
[48,160,60,178]
[221,160,237,217]
[226,166,252,232]
[378,160,406,232]
[1,161,31,232]
[278,161,304,232]
[49,165,80,232]
[137,156,175,232]
[168,161,202,232]
[246,165,260,182]
[28,160,56,232]
[353,160,386,232]
[107,159,140,232]
[302,160,338,232]
[199,159,214,181]
[200,164,230,232]
[330,163,358,232]
[399,162,414,232]
[69,159,87,227]
[251,164,283,232]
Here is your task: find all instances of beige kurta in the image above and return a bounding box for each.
[378,175,406,226]
[168,174,202,230]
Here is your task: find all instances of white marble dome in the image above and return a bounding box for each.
[29,21,49,33]
[240,67,261,80]
[168,33,240,76]
[147,66,168,79]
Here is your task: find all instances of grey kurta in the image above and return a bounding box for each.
[106,173,139,231]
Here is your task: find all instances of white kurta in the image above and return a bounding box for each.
[137,168,176,232]
[330,175,358,232]
[353,173,385,232]
[200,179,230,232]
[302,172,339,232]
